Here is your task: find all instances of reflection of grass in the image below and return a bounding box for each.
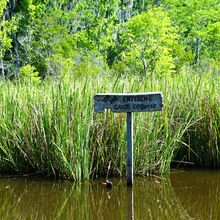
[133,176,194,220]
[0,184,21,219]
[170,170,220,220]
[0,71,219,180]
[0,176,197,220]
[0,177,127,220]
[0,178,91,219]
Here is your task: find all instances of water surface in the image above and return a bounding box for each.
[0,169,219,219]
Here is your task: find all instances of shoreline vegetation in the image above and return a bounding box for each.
[1,1,220,180]
[0,69,219,181]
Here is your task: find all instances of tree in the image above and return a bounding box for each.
[114,7,178,76]
[0,0,18,78]
[163,0,220,67]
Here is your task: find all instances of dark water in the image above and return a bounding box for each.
[0,170,219,220]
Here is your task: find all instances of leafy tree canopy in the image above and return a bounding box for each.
[0,0,219,78]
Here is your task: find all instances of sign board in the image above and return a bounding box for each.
[94,92,163,186]
[94,93,163,113]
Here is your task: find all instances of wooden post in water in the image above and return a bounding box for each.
[94,93,163,186]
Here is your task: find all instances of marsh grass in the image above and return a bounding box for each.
[0,69,219,180]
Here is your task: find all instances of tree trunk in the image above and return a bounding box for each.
[13,32,19,73]
[0,60,4,79]
[3,0,17,20]
[154,0,161,6]
[194,37,201,66]
[4,0,20,74]
[120,0,134,23]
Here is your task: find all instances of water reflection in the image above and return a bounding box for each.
[127,187,134,220]
[170,169,220,220]
[0,170,219,219]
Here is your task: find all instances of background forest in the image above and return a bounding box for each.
[1,0,219,79]
[0,0,220,180]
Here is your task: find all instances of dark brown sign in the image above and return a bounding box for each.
[94,93,163,113]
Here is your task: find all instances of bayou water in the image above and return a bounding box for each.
[0,169,219,219]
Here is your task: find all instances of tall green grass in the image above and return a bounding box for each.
[0,69,219,180]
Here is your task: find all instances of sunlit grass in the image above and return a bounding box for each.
[0,69,219,180]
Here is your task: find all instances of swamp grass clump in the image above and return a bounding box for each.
[0,70,219,180]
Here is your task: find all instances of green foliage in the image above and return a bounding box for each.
[0,20,14,58]
[46,52,107,77]
[0,0,220,77]
[18,64,41,84]
[115,7,177,76]
[164,0,220,65]
[0,0,7,17]
[0,1,18,60]
[0,72,220,179]
[0,0,220,181]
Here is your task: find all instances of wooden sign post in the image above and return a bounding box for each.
[94,93,163,186]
